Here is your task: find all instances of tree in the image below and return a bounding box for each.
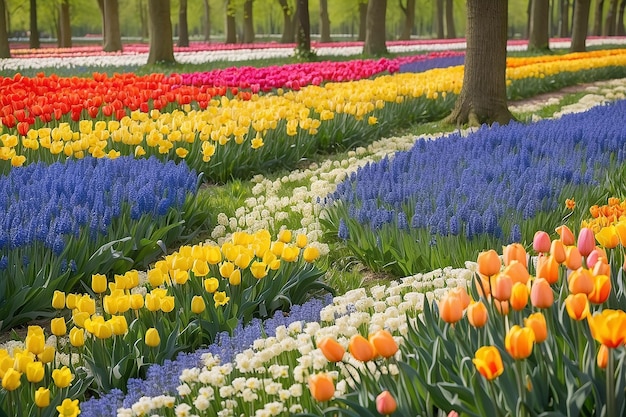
[358,0,367,41]
[319,0,331,42]
[0,0,9,58]
[435,0,444,38]
[558,0,570,37]
[277,0,294,43]
[243,0,254,43]
[593,0,605,34]
[363,0,387,55]
[59,0,72,48]
[202,0,211,41]
[295,0,312,59]
[571,0,591,51]
[445,0,514,126]
[399,0,416,40]
[147,0,175,64]
[445,0,456,38]
[604,0,619,35]
[225,0,237,44]
[618,0,626,35]
[138,0,149,40]
[528,0,550,51]
[99,0,123,52]
[29,0,39,49]
[179,0,189,47]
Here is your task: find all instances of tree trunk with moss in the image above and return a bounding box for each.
[103,0,123,52]
[363,0,387,55]
[445,0,456,38]
[29,0,39,49]
[147,0,175,64]
[358,0,367,41]
[528,0,550,51]
[225,0,237,44]
[445,0,513,127]
[277,0,294,43]
[59,0,71,48]
[242,0,255,43]
[0,0,9,58]
[178,0,189,47]
[399,0,416,40]
[295,0,312,59]
[604,0,619,34]
[618,0,626,35]
[593,0,605,34]
[320,0,331,42]
[571,0,590,51]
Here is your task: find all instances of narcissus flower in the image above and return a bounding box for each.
[473,346,504,380]
[505,325,535,360]
[56,398,81,417]
[308,373,335,402]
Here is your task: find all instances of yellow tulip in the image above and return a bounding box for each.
[35,387,50,408]
[596,225,619,249]
[303,246,321,263]
[524,312,548,343]
[145,328,161,347]
[565,293,590,321]
[91,273,108,294]
[1,368,22,391]
[473,346,504,380]
[38,345,55,364]
[25,326,45,355]
[69,327,85,348]
[505,325,535,360]
[191,296,206,314]
[52,290,66,309]
[588,309,626,348]
[52,366,73,388]
[51,317,67,336]
[204,277,219,293]
[250,261,268,279]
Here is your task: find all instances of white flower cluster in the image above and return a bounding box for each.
[119,265,473,417]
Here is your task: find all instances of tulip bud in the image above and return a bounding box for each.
[50,317,67,337]
[52,290,66,309]
[588,274,611,304]
[492,274,513,302]
[568,268,594,295]
[565,293,590,321]
[505,325,535,360]
[577,228,595,257]
[369,329,399,358]
[348,334,375,362]
[438,292,464,324]
[1,368,22,391]
[69,327,85,347]
[597,344,609,369]
[26,361,45,383]
[191,296,206,314]
[278,229,292,243]
[145,328,161,347]
[204,277,219,293]
[510,282,529,311]
[228,269,242,286]
[473,346,504,380]
[565,246,583,270]
[35,387,50,408]
[536,254,559,284]
[503,243,527,268]
[303,246,321,263]
[550,239,567,264]
[52,366,73,388]
[532,230,551,253]
[25,326,45,355]
[555,225,575,246]
[466,301,488,328]
[91,273,108,294]
[317,337,345,362]
[308,373,334,402]
[477,249,501,277]
[296,234,308,248]
[130,293,144,310]
[524,312,548,343]
[502,260,530,285]
[376,390,398,415]
[530,278,554,309]
[160,296,175,313]
[38,345,56,364]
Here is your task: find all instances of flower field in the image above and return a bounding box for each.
[2,40,626,417]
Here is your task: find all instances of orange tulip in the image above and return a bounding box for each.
[536,254,559,284]
[473,346,504,380]
[477,249,501,277]
[568,268,594,295]
[308,373,335,402]
[376,391,398,415]
[577,227,595,257]
[588,274,611,304]
[597,344,609,369]
[596,225,619,249]
[494,299,510,315]
[550,239,567,264]
[348,334,375,362]
[533,230,551,254]
[474,274,491,297]
[524,312,548,343]
[505,325,535,360]
[530,278,554,308]
[492,274,513,302]
[510,282,529,311]
[438,292,464,324]
[565,246,583,271]
[502,260,530,285]
[448,287,471,310]
[588,309,626,348]
[591,257,610,277]
[503,243,527,268]
[317,337,345,363]
[555,225,575,246]
[565,293,590,320]
[466,301,488,328]
[369,329,399,358]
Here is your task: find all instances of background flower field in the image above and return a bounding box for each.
[1,39,626,417]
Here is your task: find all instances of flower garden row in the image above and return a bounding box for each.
[1,46,626,416]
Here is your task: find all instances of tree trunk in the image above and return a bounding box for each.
[103,0,122,52]
[295,0,311,58]
[0,0,10,58]
[399,0,416,40]
[358,0,367,41]
[528,0,550,51]
[445,0,456,38]
[147,0,175,64]
[436,0,445,38]
[618,0,626,35]
[593,0,605,34]
[59,0,72,48]
[363,0,388,55]
[242,0,254,43]
[320,0,331,42]
[277,0,294,43]
[138,0,149,40]
[604,0,619,34]
[445,0,513,127]
[178,0,189,46]
[571,0,591,51]
[203,0,211,41]
[29,0,39,49]
[97,0,106,45]
[225,0,237,43]
[559,0,570,36]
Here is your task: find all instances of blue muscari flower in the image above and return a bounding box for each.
[509,224,522,243]
[52,236,65,256]
[338,219,350,240]
[397,212,409,230]
[449,215,460,236]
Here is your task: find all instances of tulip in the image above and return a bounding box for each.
[369,329,399,358]
[597,344,609,369]
[565,246,583,270]
[52,366,73,388]
[448,287,471,309]
[502,260,530,285]
[278,229,292,243]
[577,227,595,257]
[317,337,345,362]
[160,296,175,313]
[26,361,45,383]
[510,282,529,311]
[229,269,242,286]
[348,334,375,362]
[296,234,308,248]
[52,290,66,309]
[565,293,590,320]
[503,243,527,268]
[376,390,398,415]
[77,295,96,315]
[588,309,626,348]
[474,274,491,297]
[191,296,206,314]
[130,293,144,310]
[555,225,575,245]
[1,368,22,391]
[615,221,626,246]
[550,239,567,264]
[588,274,611,304]
[536,254,559,284]
[281,246,300,262]
[250,261,268,279]
[65,293,77,309]
[303,246,321,263]
[438,292,464,324]
[587,247,608,269]
[492,273,513,302]
[533,230,551,253]
[530,278,554,308]
[57,398,81,417]
[147,268,166,287]
[38,346,55,364]
[591,256,610,277]
[91,273,108,294]
[145,328,161,347]
[568,268,594,295]
[171,270,189,285]
[219,261,235,279]
[69,327,85,347]
[13,350,34,373]
[466,301,488,328]
[596,225,619,249]
[109,316,128,336]
[35,387,50,408]
[204,277,219,293]
[505,325,535,360]
[477,249,501,277]
[50,317,67,337]
[25,326,45,355]
[472,346,504,380]
[524,312,548,343]
[308,373,334,402]
[493,299,510,315]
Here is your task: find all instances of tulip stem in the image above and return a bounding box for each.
[607,348,615,417]
[515,360,527,417]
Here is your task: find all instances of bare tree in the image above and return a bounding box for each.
[320,0,331,42]
[29,0,39,48]
[618,0,626,35]
[358,0,367,41]
[147,0,175,64]
[100,0,123,52]
[203,0,211,41]
[58,0,71,47]
[277,0,294,43]
[399,0,416,40]
[295,0,312,58]
[528,0,550,51]
[593,0,605,35]
[571,0,591,51]
[225,0,237,43]
[445,0,513,126]
[243,0,254,43]
[445,0,456,38]
[179,0,189,47]
[0,0,9,58]
[363,0,387,55]
[435,0,444,38]
[559,0,570,36]
[604,0,619,34]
